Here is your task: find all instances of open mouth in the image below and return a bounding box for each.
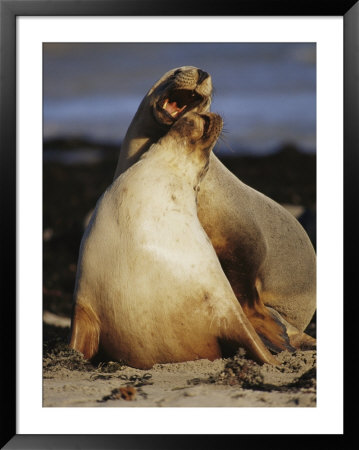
[156,89,203,122]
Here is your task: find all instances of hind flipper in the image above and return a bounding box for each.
[289,331,316,350]
[266,307,316,350]
[69,303,100,360]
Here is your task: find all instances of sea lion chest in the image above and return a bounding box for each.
[76,155,223,367]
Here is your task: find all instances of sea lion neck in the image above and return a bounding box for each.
[114,102,168,179]
[146,137,210,191]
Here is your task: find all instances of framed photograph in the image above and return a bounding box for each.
[1,1,357,448]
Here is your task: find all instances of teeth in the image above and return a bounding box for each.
[162,100,187,118]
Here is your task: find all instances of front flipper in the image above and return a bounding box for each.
[69,302,100,360]
[242,300,296,353]
[216,255,295,353]
[218,296,279,366]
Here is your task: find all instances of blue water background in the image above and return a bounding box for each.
[43,43,316,156]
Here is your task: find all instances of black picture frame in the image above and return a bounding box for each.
[1,1,357,448]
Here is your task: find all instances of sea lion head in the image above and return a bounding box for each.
[157,112,223,186]
[115,66,213,178]
[169,111,223,154]
[148,66,213,127]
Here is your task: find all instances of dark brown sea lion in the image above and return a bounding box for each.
[112,66,316,353]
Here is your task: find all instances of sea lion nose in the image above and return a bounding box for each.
[197,69,209,85]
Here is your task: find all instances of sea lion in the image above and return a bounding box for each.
[113,66,316,352]
[70,112,278,368]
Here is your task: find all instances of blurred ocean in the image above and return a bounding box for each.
[43,43,316,156]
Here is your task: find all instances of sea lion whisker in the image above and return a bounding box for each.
[217,133,235,155]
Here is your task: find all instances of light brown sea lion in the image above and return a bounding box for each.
[70,112,278,368]
[113,66,316,352]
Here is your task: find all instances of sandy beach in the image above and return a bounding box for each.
[43,319,316,408]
